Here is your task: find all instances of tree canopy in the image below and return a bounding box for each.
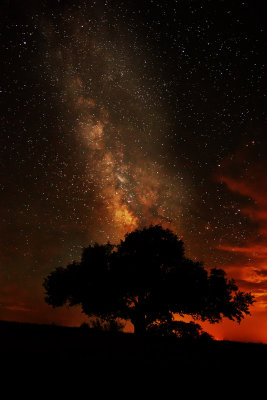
[43,225,254,336]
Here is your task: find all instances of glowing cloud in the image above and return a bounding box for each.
[217,162,267,312]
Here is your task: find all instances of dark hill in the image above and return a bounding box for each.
[1,320,267,373]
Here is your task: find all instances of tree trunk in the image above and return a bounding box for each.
[134,306,146,336]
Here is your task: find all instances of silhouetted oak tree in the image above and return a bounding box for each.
[43,226,254,336]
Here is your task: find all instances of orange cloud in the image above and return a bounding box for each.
[217,162,267,313]
[191,165,267,341]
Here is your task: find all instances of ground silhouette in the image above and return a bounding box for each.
[1,320,267,375]
[43,225,254,337]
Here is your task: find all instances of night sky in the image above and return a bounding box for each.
[1,0,267,342]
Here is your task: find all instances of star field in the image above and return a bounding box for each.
[1,0,267,341]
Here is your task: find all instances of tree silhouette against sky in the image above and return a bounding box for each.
[43,225,254,336]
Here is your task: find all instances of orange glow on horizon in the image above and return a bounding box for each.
[210,162,267,342]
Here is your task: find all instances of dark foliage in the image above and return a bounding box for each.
[43,225,254,336]
[147,320,213,341]
[81,318,125,333]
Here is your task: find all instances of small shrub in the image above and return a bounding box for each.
[85,318,125,333]
[106,319,125,333]
[80,322,90,329]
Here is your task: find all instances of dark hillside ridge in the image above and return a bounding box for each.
[1,320,267,371]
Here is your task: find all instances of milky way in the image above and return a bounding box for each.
[1,0,267,341]
[39,14,189,245]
